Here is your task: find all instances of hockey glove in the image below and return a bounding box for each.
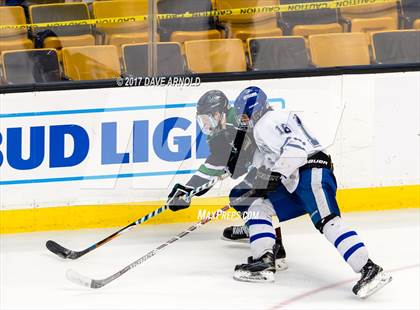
[167,183,194,211]
[249,166,283,196]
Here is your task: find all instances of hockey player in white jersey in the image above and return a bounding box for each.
[231,86,392,298]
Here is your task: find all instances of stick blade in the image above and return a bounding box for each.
[46,240,72,259]
[66,269,94,288]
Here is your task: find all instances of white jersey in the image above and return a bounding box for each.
[252,109,324,193]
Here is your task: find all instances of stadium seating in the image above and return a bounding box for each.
[247,36,312,70]
[1,0,419,85]
[372,30,420,64]
[214,0,283,41]
[279,0,342,37]
[62,45,121,80]
[0,6,33,57]
[93,0,155,54]
[123,42,185,76]
[309,33,371,67]
[184,39,247,73]
[1,48,60,84]
[340,2,399,32]
[401,0,420,29]
[157,0,221,44]
[29,3,94,50]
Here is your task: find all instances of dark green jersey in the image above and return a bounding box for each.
[186,107,256,193]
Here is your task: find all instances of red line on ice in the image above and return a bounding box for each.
[268,263,419,310]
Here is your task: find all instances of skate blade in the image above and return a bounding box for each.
[357,271,393,299]
[221,236,249,244]
[275,258,288,271]
[233,270,275,283]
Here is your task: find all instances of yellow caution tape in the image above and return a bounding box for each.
[0,0,397,31]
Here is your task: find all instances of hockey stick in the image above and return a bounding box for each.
[46,173,228,260]
[66,189,256,288]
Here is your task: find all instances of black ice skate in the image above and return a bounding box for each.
[233,252,275,283]
[352,259,392,298]
[222,225,249,243]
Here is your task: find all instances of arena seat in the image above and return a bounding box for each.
[29,3,94,50]
[93,0,155,54]
[340,2,399,32]
[62,45,121,81]
[372,30,420,64]
[1,49,61,84]
[401,0,420,29]
[214,0,283,42]
[184,39,247,73]
[12,0,67,16]
[123,42,185,76]
[247,36,312,71]
[279,0,342,37]
[350,17,397,41]
[309,33,371,68]
[0,6,33,57]
[157,0,221,44]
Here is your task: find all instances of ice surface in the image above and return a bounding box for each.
[1,209,419,310]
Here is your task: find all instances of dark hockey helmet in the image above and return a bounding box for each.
[196,90,230,136]
[197,90,229,116]
[234,86,269,130]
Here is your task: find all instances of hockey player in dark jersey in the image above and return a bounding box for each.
[166,89,288,269]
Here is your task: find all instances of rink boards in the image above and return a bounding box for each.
[0,72,419,233]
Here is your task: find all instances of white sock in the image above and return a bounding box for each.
[323,216,369,272]
[247,198,276,260]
